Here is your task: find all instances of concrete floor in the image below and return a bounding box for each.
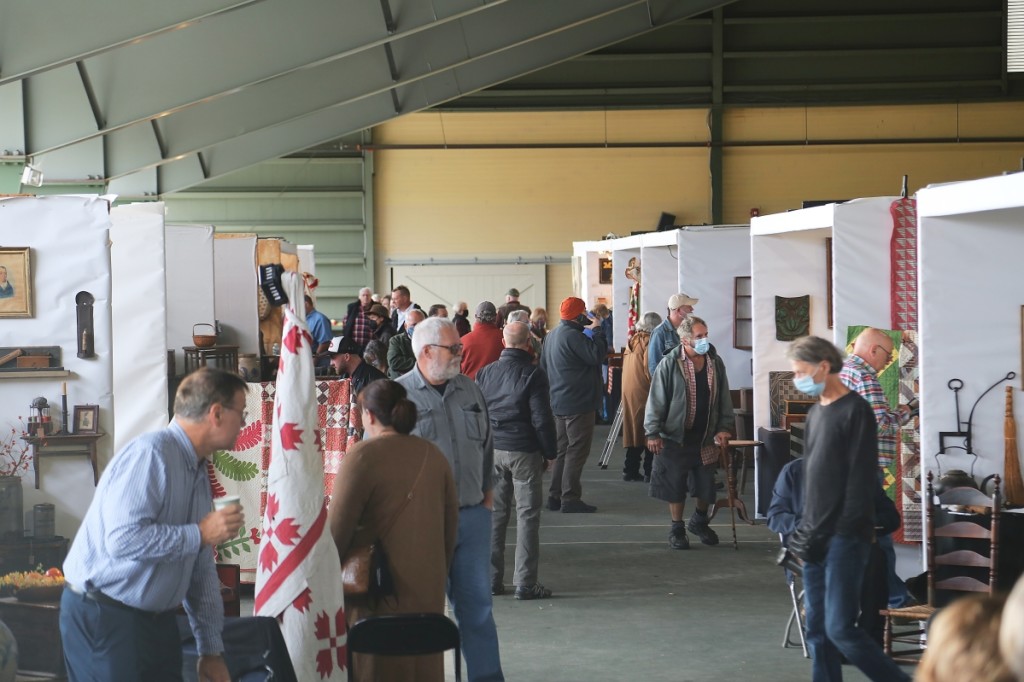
[480,424,917,682]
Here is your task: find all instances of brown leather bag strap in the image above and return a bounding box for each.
[377,449,430,541]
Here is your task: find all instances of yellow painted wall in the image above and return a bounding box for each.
[374,103,1024,313]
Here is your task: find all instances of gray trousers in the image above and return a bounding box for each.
[548,412,596,504]
[490,449,544,587]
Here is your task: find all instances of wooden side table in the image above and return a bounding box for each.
[183,345,239,374]
[21,433,104,489]
[710,440,761,549]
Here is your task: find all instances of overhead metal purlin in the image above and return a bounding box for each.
[20,0,514,157]
[144,0,734,195]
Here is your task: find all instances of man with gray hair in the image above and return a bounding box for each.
[785,335,910,682]
[506,309,541,361]
[341,286,375,351]
[477,321,557,601]
[648,292,698,375]
[61,368,247,681]
[645,316,733,549]
[397,317,505,681]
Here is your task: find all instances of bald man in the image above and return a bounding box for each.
[840,327,914,608]
[476,321,557,600]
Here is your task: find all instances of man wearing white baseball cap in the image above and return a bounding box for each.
[648,293,698,375]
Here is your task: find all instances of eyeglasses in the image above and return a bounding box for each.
[428,343,464,355]
[222,404,248,426]
[874,344,894,357]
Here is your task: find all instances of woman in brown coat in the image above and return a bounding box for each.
[621,311,662,481]
[329,379,459,682]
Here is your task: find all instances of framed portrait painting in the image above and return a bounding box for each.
[0,247,33,318]
[74,405,99,435]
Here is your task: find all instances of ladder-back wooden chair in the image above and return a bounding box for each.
[881,472,1001,664]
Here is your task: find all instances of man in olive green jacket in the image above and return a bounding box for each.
[644,316,734,550]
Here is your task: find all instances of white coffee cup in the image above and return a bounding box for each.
[213,495,241,511]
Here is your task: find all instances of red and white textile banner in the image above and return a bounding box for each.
[254,272,348,680]
[890,198,918,331]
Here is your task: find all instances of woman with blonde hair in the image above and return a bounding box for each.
[918,593,1011,682]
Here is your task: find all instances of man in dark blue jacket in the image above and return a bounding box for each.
[540,296,605,513]
[477,321,557,600]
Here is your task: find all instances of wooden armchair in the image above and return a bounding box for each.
[881,472,1001,664]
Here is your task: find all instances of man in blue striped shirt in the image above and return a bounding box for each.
[60,368,247,681]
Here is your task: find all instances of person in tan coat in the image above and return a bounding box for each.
[329,379,459,682]
[621,311,661,482]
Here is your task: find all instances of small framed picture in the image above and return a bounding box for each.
[598,257,613,285]
[73,405,99,434]
[0,247,33,318]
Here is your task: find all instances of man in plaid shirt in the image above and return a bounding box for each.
[840,327,914,608]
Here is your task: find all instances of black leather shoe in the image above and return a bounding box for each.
[561,500,597,513]
[514,584,552,600]
[491,583,505,596]
[546,496,561,511]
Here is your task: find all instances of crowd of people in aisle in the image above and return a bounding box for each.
[57,279,1024,682]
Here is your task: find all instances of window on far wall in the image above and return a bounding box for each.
[733,276,752,350]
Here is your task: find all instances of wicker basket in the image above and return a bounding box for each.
[193,323,218,348]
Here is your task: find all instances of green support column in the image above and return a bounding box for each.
[0,164,25,194]
[710,7,724,225]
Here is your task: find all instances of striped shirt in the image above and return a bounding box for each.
[63,421,223,654]
[840,354,902,468]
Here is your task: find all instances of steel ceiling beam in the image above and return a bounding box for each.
[22,0,508,155]
[0,1,265,85]
[147,0,732,194]
[96,0,667,179]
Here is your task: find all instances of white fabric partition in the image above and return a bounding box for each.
[750,206,834,436]
[110,203,169,453]
[610,245,640,351]
[214,235,260,355]
[0,195,112,536]
[678,226,752,387]
[166,225,216,371]
[639,234,678,320]
[832,197,900,340]
[918,174,1024,486]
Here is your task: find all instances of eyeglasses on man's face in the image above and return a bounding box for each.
[428,343,464,356]
[222,404,248,426]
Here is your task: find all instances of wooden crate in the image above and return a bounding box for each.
[0,597,65,676]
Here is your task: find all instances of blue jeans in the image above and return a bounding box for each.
[449,504,505,682]
[803,534,910,682]
[877,532,911,607]
[60,587,181,681]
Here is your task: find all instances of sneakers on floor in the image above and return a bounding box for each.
[561,500,597,513]
[514,583,552,600]
[491,582,505,596]
[669,527,690,550]
[687,516,720,546]
[622,472,644,482]
[546,496,561,511]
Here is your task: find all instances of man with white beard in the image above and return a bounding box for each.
[397,317,504,682]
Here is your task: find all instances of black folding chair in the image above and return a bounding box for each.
[347,613,461,681]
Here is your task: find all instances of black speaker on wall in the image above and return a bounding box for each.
[655,212,676,231]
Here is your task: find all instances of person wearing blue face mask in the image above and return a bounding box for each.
[387,308,425,378]
[643,316,734,549]
[785,336,911,682]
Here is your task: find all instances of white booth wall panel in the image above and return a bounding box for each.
[918,207,1024,484]
[639,244,678,321]
[214,235,259,356]
[610,248,639,351]
[298,244,315,278]
[584,251,611,309]
[165,225,216,372]
[679,228,753,387]
[751,228,831,433]
[0,195,112,536]
[832,198,900,342]
[110,203,169,453]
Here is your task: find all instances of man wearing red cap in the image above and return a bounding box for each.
[539,296,606,513]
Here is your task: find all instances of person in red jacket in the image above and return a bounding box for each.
[460,301,504,379]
